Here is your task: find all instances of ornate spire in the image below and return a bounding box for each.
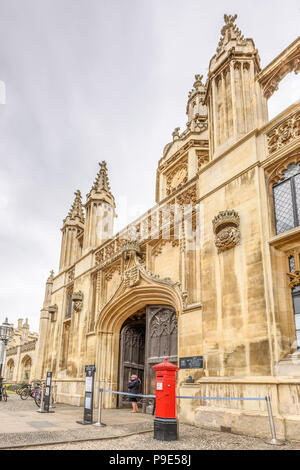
[63,190,85,225]
[91,161,111,193]
[216,14,245,55]
[86,161,115,207]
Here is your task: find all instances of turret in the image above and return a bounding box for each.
[186,74,208,132]
[205,14,268,158]
[33,270,54,380]
[59,190,85,271]
[83,161,116,251]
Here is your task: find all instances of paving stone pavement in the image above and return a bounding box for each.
[0,393,153,449]
[19,425,300,451]
[2,393,300,450]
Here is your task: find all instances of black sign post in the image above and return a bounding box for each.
[39,371,54,413]
[77,365,96,425]
[179,356,204,369]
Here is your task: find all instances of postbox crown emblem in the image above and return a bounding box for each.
[152,356,179,372]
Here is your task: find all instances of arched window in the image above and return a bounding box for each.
[273,162,300,234]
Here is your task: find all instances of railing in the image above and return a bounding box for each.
[96,389,285,446]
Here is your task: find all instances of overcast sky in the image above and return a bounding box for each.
[0,0,299,333]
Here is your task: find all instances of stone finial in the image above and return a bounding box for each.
[47,270,55,282]
[90,161,111,194]
[216,14,245,55]
[188,74,205,98]
[172,127,180,140]
[63,190,85,225]
[86,161,115,207]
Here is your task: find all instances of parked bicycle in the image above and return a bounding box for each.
[17,383,31,398]
[18,382,42,406]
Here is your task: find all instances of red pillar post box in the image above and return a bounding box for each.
[152,356,179,441]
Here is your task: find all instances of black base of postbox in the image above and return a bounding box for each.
[154,417,178,441]
[76,420,95,425]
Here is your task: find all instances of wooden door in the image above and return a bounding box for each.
[118,323,145,407]
[145,305,178,396]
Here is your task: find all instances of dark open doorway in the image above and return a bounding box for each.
[118,305,177,409]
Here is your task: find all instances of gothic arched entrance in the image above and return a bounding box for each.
[118,305,177,408]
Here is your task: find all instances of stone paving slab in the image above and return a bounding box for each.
[0,393,153,449]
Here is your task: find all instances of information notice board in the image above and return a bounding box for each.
[179,356,203,369]
[77,364,96,425]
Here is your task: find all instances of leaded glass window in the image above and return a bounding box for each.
[273,163,300,234]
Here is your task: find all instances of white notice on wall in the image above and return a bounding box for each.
[156,382,163,391]
[85,397,92,409]
[85,376,93,392]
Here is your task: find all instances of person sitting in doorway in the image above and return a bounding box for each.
[128,375,141,413]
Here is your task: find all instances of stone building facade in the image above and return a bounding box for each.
[33,15,300,440]
[4,319,38,383]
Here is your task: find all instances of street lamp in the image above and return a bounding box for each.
[0,317,13,379]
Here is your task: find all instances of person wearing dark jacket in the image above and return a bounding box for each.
[128,375,141,413]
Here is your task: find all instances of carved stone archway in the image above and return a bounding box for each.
[95,263,183,408]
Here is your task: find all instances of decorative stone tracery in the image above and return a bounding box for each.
[267,110,300,155]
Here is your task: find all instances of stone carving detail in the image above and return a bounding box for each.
[124,266,140,288]
[216,14,246,56]
[21,341,36,353]
[67,268,75,282]
[267,111,300,154]
[197,150,209,170]
[150,310,177,337]
[265,152,300,185]
[172,127,180,140]
[287,249,300,288]
[121,239,141,260]
[166,158,188,196]
[262,56,300,99]
[152,239,168,257]
[6,347,18,356]
[176,185,197,206]
[72,291,83,313]
[104,263,121,281]
[212,210,240,253]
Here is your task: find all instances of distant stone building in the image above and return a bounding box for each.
[33,15,300,440]
[4,319,38,382]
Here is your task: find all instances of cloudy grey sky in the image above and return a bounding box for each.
[0,0,299,333]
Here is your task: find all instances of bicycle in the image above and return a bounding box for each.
[20,384,32,400]
[33,383,55,408]
[16,383,31,396]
